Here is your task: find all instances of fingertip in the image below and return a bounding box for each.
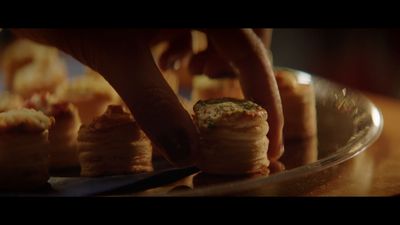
[153,126,198,167]
[128,85,199,167]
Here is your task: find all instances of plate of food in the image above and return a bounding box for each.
[0,37,383,196]
[126,67,383,196]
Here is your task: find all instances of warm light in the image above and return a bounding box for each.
[296,71,312,85]
[371,107,382,127]
[191,31,208,54]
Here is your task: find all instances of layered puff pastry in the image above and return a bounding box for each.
[191,69,317,141]
[1,39,67,98]
[24,93,81,170]
[55,68,121,124]
[275,70,317,140]
[77,105,153,177]
[0,108,54,190]
[193,98,270,176]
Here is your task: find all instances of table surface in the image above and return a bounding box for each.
[303,92,400,196]
[130,92,400,196]
[255,92,400,196]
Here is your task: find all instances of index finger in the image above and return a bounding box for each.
[205,29,284,160]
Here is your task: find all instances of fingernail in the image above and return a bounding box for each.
[154,128,194,167]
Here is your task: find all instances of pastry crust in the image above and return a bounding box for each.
[0,108,54,133]
[191,70,317,141]
[276,70,317,140]
[77,105,153,177]
[193,98,270,175]
[0,108,53,190]
[25,94,81,169]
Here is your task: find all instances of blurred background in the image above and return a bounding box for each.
[1,29,399,98]
[271,29,400,98]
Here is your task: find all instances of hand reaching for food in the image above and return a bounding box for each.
[11,29,284,167]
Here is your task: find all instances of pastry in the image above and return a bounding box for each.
[280,136,318,169]
[193,98,269,175]
[77,105,153,177]
[275,70,317,140]
[0,108,54,190]
[24,93,81,170]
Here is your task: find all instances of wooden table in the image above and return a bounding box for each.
[248,92,400,196]
[300,93,400,196]
[133,92,400,196]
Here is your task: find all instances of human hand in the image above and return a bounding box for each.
[12,28,284,165]
[153,29,284,160]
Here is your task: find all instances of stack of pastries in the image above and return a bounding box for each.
[0,35,319,192]
[0,108,54,190]
[193,98,270,175]
[77,105,153,177]
[191,70,317,140]
[275,70,317,140]
[24,93,81,170]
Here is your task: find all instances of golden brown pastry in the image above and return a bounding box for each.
[55,68,120,124]
[193,98,270,175]
[0,108,54,190]
[275,70,317,140]
[24,93,81,170]
[280,136,318,169]
[0,91,23,112]
[1,39,67,98]
[191,69,317,140]
[77,105,153,177]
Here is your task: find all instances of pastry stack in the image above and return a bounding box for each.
[193,98,270,175]
[77,105,153,177]
[0,108,54,190]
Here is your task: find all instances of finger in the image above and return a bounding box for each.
[253,28,273,49]
[206,29,284,160]
[188,29,273,78]
[158,31,192,70]
[188,48,207,75]
[12,29,199,166]
[188,45,235,78]
[253,28,274,63]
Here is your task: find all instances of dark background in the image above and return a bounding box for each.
[1,29,399,98]
[271,29,400,98]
